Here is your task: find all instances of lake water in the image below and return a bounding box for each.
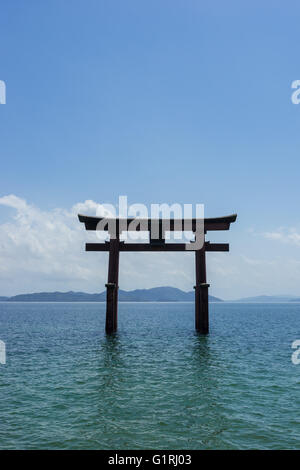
[0,302,299,449]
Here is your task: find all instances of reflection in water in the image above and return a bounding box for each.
[188,333,230,448]
[191,333,211,362]
[98,333,125,391]
[91,318,232,448]
[101,334,123,368]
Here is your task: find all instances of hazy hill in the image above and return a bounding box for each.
[2,291,300,302]
[230,295,300,303]
[0,287,223,302]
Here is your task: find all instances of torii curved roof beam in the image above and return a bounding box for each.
[78,214,237,232]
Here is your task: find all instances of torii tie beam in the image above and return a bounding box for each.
[78,214,237,334]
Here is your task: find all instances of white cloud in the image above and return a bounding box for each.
[263,228,300,246]
[263,232,283,241]
[0,195,196,296]
[0,195,110,295]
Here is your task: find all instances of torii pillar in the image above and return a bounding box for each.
[105,238,120,333]
[195,246,209,334]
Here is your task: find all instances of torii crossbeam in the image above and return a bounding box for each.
[78,213,237,334]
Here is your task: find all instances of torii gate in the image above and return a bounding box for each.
[78,213,237,334]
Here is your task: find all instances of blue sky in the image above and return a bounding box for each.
[1,1,300,298]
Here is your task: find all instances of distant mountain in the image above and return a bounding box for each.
[229,295,300,303]
[3,290,300,303]
[7,291,105,302]
[0,287,223,302]
[117,287,222,302]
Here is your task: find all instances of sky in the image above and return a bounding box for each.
[1,0,300,299]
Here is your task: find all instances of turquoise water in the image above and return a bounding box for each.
[0,301,299,449]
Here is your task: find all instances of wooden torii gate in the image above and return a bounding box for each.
[78,213,237,334]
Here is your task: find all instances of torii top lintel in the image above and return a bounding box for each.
[78,214,237,233]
